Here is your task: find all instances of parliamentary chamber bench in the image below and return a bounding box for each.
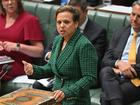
[12,0,139,105]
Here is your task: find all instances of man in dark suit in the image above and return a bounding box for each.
[112,0,136,6]
[33,0,107,90]
[100,0,140,105]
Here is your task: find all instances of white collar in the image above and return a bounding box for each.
[131,27,140,36]
[79,16,88,33]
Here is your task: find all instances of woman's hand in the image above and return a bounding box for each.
[3,41,17,52]
[53,90,65,102]
[22,60,33,76]
[0,41,4,51]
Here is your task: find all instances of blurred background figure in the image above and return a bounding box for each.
[111,0,136,6]
[0,0,44,96]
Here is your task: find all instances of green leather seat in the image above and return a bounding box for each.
[22,0,37,15]
[36,3,54,46]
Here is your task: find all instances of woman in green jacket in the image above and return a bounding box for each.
[23,5,97,105]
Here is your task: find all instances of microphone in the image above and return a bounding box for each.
[0,64,12,80]
[0,64,8,75]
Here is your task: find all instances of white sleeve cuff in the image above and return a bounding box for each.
[44,52,50,62]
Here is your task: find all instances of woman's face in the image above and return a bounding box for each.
[2,0,18,15]
[56,11,78,39]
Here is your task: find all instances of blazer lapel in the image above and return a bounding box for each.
[51,36,63,77]
[56,29,81,70]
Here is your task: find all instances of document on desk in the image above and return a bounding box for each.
[13,75,54,87]
[99,5,132,14]
[0,56,15,64]
[37,78,54,87]
[12,75,36,84]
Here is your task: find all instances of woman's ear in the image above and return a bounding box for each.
[75,22,79,28]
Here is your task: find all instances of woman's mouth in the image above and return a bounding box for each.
[60,30,65,34]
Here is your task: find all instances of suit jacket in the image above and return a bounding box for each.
[31,29,97,105]
[102,25,140,77]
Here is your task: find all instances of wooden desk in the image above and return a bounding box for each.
[0,88,61,105]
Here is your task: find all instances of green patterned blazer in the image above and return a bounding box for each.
[31,29,97,105]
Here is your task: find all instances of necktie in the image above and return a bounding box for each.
[129,32,140,87]
[128,31,137,64]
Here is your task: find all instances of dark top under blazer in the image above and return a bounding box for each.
[102,25,140,77]
[31,29,98,105]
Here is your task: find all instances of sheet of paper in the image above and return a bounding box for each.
[0,56,15,64]
[12,75,36,84]
[13,75,54,87]
[99,5,132,14]
[37,78,54,87]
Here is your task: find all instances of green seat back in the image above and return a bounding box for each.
[36,3,53,47]
[108,13,126,40]
[22,0,37,15]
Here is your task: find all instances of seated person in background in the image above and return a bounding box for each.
[112,0,136,6]
[87,0,99,6]
[33,0,107,90]
[0,0,44,96]
[100,0,140,105]
[23,5,97,105]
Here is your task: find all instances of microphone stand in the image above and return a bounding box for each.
[0,64,12,80]
[0,71,9,80]
[0,64,13,95]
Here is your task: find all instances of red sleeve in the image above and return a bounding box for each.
[24,15,44,41]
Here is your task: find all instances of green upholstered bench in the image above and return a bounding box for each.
[21,1,140,105]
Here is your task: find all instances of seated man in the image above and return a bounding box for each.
[100,0,140,105]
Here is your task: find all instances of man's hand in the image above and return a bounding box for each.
[130,67,137,78]
[113,68,122,74]
[116,60,131,71]
[115,60,137,78]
